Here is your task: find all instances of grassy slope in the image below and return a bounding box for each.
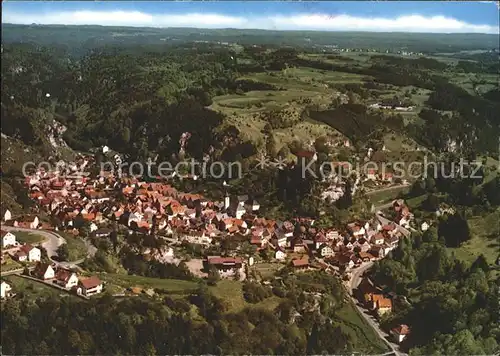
[211,66,348,150]
[98,273,199,293]
[3,275,79,301]
[449,208,500,266]
[335,302,390,354]
[14,231,46,244]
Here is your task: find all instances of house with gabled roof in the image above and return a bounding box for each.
[1,281,13,299]
[291,258,309,269]
[16,244,41,262]
[391,324,410,343]
[318,243,334,257]
[33,263,55,280]
[275,248,287,261]
[55,268,79,289]
[1,230,16,248]
[76,276,103,296]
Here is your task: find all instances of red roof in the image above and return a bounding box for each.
[207,257,243,265]
[55,269,74,283]
[19,244,36,254]
[292,259,309,267]
[392,324,410,335]
[295,151,315,158]
[80,276,102,289]
[1,230,11,237]
[315,233,328,243]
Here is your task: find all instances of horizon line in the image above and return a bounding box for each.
[2,22,499,36]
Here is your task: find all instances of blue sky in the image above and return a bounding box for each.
[3,1,499,33]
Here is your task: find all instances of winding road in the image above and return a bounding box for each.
[347,261,406,356]
[1,225,96,268]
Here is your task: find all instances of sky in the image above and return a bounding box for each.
[2,1,500,34]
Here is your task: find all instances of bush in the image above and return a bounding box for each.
[243,281,272,303]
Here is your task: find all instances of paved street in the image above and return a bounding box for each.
[1,225,66,258]
[347,261,408,356]
[1,225,95,266]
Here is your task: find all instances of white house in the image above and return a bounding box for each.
[1,230,16,248]
[366,169,377,181]
[89,222,98,233]
[275,249,287,261]
[319,244,334,257]
[421,222,429,232]
[0,281,12,299]
[371,233,385,245]
[14,216,39,229]
[34,263,55,280]
[77,276,103,296]
[273,232,288,248]
[55,269,79,289]
[17,245,41,262]
[3,209,12,222]
[244,200,260,213]
[399,216,411,228]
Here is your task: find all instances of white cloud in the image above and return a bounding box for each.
[2,10,498,34]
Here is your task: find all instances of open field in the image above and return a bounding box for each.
[14,231,46,244]
[251,262,284,279]
[211,67,346,149]
[1,256,23,273]
[97,273,200,294]
[209,279,283,313]
[383,132,423,152]
[368,186,410,206]
[406,194,427,209]
[446,72,499,95]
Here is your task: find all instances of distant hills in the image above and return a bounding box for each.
[2,23,499,55]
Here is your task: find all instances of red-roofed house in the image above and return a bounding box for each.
[33,263,55,280]
[16,244,41,262]
[77,276,103,296]
[291,258,309,269]
[206,256,243,272]
[390,324,410,343]
[55,269,79,289]
[366,169,377,180]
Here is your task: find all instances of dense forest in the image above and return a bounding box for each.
[1,272,354,355]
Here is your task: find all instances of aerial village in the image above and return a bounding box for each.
[1,150,415,344]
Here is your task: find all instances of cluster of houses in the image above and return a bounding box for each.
[4,164,413,279]
[0,263,103,300]
[1,230,42,264]
[32,262,103,297]
[321,217,407,271]
[392,199,414,229]
[356,277,411,344]
[357,277,393,317]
